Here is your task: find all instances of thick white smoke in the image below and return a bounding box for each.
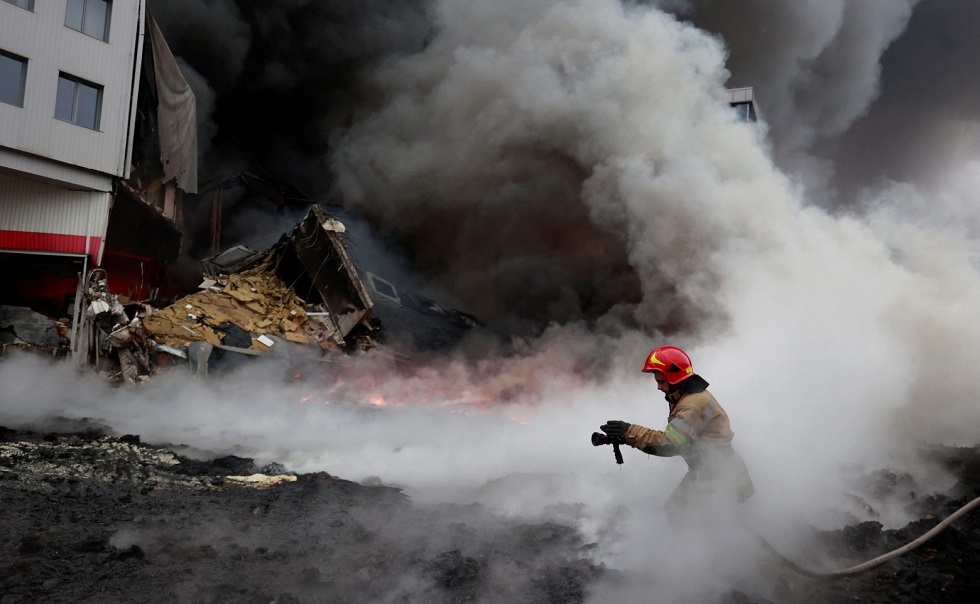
[324,0,980,593]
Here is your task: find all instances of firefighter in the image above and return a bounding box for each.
[600,345,754,520]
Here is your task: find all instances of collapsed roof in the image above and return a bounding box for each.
[147,204,377,355]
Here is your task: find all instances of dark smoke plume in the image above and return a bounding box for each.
[149,0,433,189]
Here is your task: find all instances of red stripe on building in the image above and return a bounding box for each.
[0,229,102,260]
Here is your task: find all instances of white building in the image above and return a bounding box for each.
[0,0,196,318]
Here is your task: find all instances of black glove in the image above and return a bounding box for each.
[600,420,631,441]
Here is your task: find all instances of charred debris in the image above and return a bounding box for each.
[0,203,480,383]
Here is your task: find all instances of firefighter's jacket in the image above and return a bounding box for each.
[625,377,754,507]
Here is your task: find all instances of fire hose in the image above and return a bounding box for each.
[591,432,980,578]
[744,494,980,579]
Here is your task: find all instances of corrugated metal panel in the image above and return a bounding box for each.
[0,0,144,178]
[0,172,109,260]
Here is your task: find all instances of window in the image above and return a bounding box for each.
[65,0,111,41]
[367,273,401,304]
[3,0,34,10]
[55,73,102,129]
[0,51,27,107]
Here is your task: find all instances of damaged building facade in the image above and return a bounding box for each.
[0,0,196,369]
[1,0,478,381]
[0,0,476,381]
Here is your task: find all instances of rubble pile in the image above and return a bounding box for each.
[1,206,391,384]
[1,267,340,385]
[1,204,483,384]
[0,306,71,359]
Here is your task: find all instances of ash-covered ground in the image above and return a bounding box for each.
[2,416,979,604]
[0,420,603,604]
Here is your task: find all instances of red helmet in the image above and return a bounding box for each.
[642,346,694,384]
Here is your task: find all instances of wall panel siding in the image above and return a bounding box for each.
[0,173,109,260]
[0,0,144,178]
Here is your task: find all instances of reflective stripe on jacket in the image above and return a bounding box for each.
[624,389,734,468]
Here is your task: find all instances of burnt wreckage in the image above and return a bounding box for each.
[1,202,479,381]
